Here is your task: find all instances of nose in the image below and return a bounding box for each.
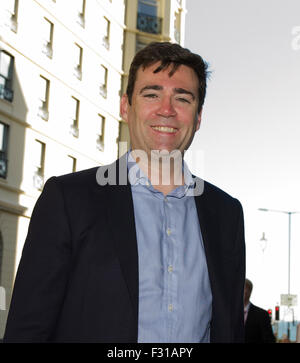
[157,96,177,118]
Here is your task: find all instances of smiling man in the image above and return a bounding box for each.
[121,59,202,194]
[4,42,245,343]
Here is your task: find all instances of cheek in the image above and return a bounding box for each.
[179,111,199,129]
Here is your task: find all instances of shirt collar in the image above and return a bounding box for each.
[244,302,251,312]
[127,150,196,198]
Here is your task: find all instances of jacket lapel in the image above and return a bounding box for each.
[194,183,219,297]
[194,181,231,342]
[103,158,139,333]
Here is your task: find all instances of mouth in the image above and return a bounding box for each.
[151,126,178,134]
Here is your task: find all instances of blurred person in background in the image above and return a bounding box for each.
[244,278,276,343]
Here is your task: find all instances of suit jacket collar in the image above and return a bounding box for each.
[101,157,139,339]
[194,184,231,342]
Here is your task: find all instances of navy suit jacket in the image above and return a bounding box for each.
[4,158,245,343]
[245,304,276,343]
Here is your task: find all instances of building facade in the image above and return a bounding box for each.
[0,0,186,338]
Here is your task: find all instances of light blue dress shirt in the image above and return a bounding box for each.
[127,152,212,343]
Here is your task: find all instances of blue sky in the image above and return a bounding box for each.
[185,0,300,319]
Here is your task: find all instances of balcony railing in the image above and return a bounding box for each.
[137,12,162,34]
[0,84,13,103]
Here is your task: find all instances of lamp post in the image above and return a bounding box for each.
[258,208,300,295]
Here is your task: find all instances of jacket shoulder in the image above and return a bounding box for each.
[203,180,243,210]
[55,167,99,188]
[250,304,269,317]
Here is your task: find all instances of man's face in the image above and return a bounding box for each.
[121,62,202,157]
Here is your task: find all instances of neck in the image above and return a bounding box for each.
[130,149,185,195]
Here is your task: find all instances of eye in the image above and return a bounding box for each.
[143,93,158,98]
[176,97,191,104]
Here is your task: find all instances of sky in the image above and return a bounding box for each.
[185,0,300,320]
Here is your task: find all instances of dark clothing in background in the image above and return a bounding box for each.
[245,303,276,343]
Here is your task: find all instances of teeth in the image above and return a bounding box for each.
[152,126,177,133]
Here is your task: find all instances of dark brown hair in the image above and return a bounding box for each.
[126,42,209,112]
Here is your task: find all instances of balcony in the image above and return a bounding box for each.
[0,84,14,103]
[137,12,162,34]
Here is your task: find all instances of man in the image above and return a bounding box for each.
[244,279,276,343]
[4,42,245,343]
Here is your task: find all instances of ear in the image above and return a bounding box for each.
[195,108,203,131]
[120,94,129,123]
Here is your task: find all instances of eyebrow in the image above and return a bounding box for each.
[139,85,163,94]
[139,85,195,100]
[174,88,195,100]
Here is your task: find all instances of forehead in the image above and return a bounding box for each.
[134,62,199,92]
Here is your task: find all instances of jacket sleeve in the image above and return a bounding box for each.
[3,177,72,342]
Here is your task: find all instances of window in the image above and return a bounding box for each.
[101,17,110,50]
[0,122,9,179]
[67,156,77,173]
[32,140,45,190]
[0,52,14,103]
[99,65,107,98]
[138,0,158,16]
[6,0,19,32]
[41,18,54,58]
[174,11,181,43]
[70,97,80,137]
[136,37,147,53]
[137,0,161,34]
[73,43,83,80]
[96,114,105,151]
[37,76,50,121]
[75,0,86,27]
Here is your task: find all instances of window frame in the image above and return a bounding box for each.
[0,122,9,179]
[0,51,14,103]
[38,76,50,121]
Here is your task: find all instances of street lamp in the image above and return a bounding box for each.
[259,232,268,253]
[258,208,300,295]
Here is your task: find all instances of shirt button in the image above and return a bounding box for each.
[168,265,173,273]
[168,304,173,312]
[167,228,171,236]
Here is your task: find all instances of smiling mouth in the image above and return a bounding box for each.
[151,126,178,133]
